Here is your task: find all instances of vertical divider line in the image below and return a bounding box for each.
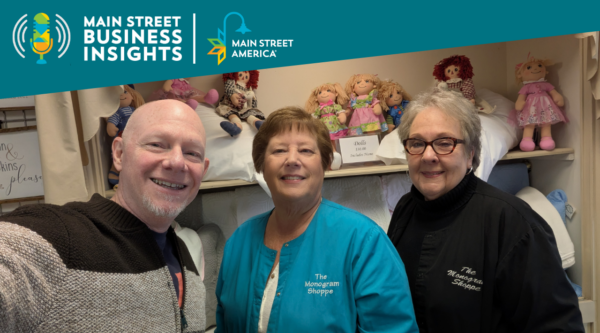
[193,14,196,64]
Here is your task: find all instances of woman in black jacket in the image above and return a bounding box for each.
[388,88,583,332]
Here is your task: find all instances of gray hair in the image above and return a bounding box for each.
[398,88,482,171]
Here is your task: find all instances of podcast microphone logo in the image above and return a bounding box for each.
[31,13,52,64]
[13,13,71,64]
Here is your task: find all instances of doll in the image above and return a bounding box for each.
[344,74,388,136]
[216,70,265,137]
[509,55,567,151]
[305,83,349,169]
[147,78,219,109]
[106,84,145,187]
[433,55,494,114]
[379,80,412,132]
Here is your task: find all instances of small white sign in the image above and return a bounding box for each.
[0,129,44,200]
[338,134,380,163]
[0,96,35,108]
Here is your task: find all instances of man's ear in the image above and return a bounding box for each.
[112,137,124,172]
[202,158,210,179]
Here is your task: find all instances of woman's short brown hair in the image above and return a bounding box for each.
[252,106,333,173]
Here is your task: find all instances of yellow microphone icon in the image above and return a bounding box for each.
[30,13,53,64]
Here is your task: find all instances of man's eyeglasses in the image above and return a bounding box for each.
[402,137,465,155]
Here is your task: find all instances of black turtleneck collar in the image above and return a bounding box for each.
[67,193,149,231]
[411,171,478,217]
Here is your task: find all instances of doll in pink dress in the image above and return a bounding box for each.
[509,55,567,151]
[147,78,219,109]
[344,74,388,136]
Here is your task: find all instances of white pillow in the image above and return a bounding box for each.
[515,186,575,269]
[475,89,518,181]
[195,103,257,182]
[376,127,406,166]
[374,89,518,182]
[172,221,205,280]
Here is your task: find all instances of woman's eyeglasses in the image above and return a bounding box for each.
[403,137,465,155]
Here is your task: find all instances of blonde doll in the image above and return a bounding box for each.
[345,74,388,136]
[305,83,350,142]
[509,55,567,151]
[379,80,412,132]
[305,83,348,169]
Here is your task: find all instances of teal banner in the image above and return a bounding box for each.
[2,0,599,98]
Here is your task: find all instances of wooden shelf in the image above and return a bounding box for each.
[200,179,256,190]
[102,147,575,196]
[324,164,408,178]
[501,147,574,161]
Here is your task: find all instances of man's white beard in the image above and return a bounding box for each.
[142,193,187,219]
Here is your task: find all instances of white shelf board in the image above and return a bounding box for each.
[501,147,574,161]
[103,147,575,196]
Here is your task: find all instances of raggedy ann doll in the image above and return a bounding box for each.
[344,74,388,136]
[305,82,349,169]
[433,55,494,114]
[147,78,219,109]
[379,80,412,132]
[216,70,265,137]
[509,55,567,151]
[106,84,145,187]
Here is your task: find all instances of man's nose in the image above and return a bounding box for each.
[164,148,186,171]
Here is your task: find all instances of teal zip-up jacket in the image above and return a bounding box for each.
[216,198,418,332]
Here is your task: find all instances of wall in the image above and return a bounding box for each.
[506,34,583,286]
[135,42,508,116]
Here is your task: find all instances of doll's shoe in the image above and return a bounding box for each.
[254,120,264,130]
[186,99,199,110]
[331,152,342,170]
[539,136,555,150]
[220,121,242,137]
[519,137,535,152]
[204,89,219,104]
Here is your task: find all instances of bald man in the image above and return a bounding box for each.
[0,100,209,333]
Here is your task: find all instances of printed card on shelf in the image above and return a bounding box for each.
[338,134,380,164]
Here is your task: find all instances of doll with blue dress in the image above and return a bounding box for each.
[379,80,412,133]
[106,85,144,187]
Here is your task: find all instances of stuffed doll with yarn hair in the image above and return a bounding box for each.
[106,84,145,187]
[433,55,494,114]
[147,78,219,109]
[305,82,349,169]
[509,55,567,151]
[216,70,265,137]
[344,74,388,136]
[379,80,412,132]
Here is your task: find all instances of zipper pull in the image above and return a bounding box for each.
[180,309,188,330]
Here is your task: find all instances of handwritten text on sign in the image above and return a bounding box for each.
[0,130,44,200]
[338,134,380,163]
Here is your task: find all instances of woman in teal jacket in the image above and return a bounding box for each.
[215,106,418,332]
